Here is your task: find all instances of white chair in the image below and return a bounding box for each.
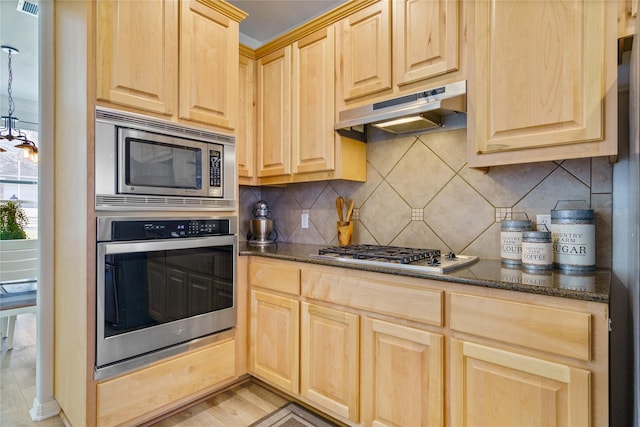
[0,239,38,350]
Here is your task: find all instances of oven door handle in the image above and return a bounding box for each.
[98,235,236,256]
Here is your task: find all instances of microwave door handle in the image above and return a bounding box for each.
[101,235,236,256]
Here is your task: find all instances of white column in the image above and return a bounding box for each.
[30,0,60,420]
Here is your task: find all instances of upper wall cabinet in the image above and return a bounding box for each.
[255,27,366,185]
[257,46,292,178]
[96,0,246,131]
[336,0,391,102]
[179,0,240,130]
[468,0,617,167]
[393,0,459,87]
[292,27,336,175]
[238,52,256,184]
[335,0,462,111]
[96,0,178,116]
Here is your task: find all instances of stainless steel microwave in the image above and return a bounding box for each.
[95,107,236,211]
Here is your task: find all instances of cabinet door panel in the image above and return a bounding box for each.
[257,47,292,177]
[362,317,443,427]
[473,0,605,154]
[450,339,590,427]
[393,0,458,86]
[337,0,391,101]
[238,54,256,179]
[180,0,238,130]
[300,303,359,422]
[292,27,336,174]
[249,290,299,393]
[96,0,178,115]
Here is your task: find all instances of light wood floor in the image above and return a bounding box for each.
[0,312,64,426]
[1,313,291,427]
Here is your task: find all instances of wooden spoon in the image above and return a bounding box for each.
[346,199,354,222]
[336,197,344,222]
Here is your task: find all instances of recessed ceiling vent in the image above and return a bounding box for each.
[16,0,38,17]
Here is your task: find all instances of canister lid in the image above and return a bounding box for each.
[522,230,551,239]
[550,209,594,220]
[501,219,532,229]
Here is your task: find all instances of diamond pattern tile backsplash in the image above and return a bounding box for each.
[240,129,613,268]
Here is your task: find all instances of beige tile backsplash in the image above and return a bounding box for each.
[240,129,613,267]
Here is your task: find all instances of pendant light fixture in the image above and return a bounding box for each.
[0,45,38,162]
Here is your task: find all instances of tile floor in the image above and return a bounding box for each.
[0,313,64,426]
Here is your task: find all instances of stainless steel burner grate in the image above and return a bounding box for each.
[318,245,441,264]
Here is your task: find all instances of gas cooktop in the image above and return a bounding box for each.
[310,244,478,274]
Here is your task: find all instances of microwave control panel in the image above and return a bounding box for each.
[209,148,222,196]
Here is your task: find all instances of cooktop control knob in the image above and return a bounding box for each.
[447,252,457,259]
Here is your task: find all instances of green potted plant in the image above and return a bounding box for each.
[0,200,29,240]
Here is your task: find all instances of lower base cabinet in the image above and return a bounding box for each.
[449,339,590,426]
[96,338,236,426]
[300,303,359,422]
[249,289,300,394]
[246,258,608,426]
[361,317,444,427]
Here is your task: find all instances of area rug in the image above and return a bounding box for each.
[249,402,340,427]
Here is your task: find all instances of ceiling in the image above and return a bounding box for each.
[228,1,346,48]
[0,0,345,108]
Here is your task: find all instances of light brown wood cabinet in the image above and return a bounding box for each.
[253,27,366,185]
[246,257,609,426]
[468,0,618,167]
[361,317,444,427]
[238,51,256,183]
[249,289,300,393]
[257,46,292,178]
[96,0,245,131]
[336,0,391,102]
[96,0,178,117]
[300,303,359,422]
[336,0,461,111]
[392,0,459,87]
[449,339,589,426]
[96,336,236,426]
[248,260,301,393]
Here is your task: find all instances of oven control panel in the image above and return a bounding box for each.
[107,218,232,241]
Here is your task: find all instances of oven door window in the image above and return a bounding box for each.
[103,245,233,338]
[125,138,202,189]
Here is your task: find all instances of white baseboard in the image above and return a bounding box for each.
[30,397,61,421]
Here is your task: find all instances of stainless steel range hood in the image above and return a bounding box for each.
[335,80,466,141]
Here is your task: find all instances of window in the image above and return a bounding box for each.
[0,129,39,238]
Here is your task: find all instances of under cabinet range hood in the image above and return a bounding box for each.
[335,80,466,141]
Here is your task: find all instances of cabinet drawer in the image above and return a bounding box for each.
[249,260,300,295]
[449,293,591,361]
[96,339,235,426]
[301,270,443,326]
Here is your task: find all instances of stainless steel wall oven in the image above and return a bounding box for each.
[95,216,237,380]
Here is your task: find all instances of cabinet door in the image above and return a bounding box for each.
[292,27,336,174]
[337,0,391,101]
[179,0,239,130]
[470,0,614,163]
[249,289,299,393]
[257,47,291,177]
[450,339,590,426]
[96,0,178,116]
[300,303,359,422]
[361,317,443,427]
[393,0,458,86]
[238,54,256,180]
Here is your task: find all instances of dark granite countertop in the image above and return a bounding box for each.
[239,242,610,303]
